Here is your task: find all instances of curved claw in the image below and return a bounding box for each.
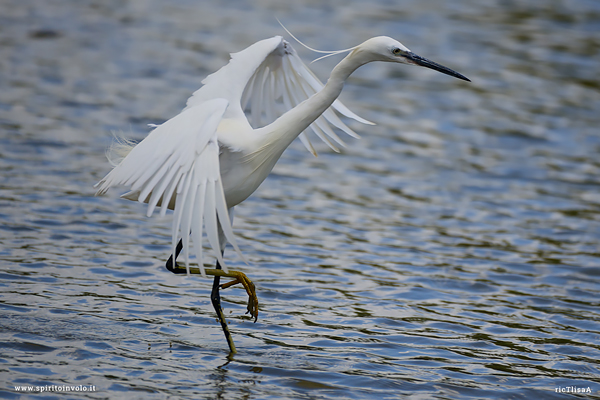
[220,271,259,322]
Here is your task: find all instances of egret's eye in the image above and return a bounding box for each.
[392,47,402,56]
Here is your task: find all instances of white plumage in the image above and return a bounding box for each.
[95,34,469,280]
[95,36,371,275]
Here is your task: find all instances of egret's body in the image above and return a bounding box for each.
[96,35,469,353]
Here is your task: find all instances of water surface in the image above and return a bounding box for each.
[1,0,599,399]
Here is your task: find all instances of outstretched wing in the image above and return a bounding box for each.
[95,98,242,277]
[185,36,373,155]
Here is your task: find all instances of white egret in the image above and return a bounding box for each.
[95,34,469,353]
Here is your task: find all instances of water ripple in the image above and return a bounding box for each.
[1,0,599,399]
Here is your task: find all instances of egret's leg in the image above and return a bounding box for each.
[210,268,257,322]
[210,259,236,354]
[164,237,258,320]
[165,239,184,273]
[163,208,257,354]
[167,262,258,322]
[164,242,238,353]
[206,206,258,321]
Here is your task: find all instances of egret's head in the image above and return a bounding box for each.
[354,36,470,82]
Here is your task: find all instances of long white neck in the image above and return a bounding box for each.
[220,51,368,209]
[257,51,366,154]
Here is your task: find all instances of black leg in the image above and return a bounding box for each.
[211,259,236,354]
[165,239,184,274]
[165,240,237,353]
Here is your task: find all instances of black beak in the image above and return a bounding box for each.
[404,52,470,82]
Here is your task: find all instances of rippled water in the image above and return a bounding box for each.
[1,0,599,399]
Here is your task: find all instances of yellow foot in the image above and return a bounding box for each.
[173,264,258,322]
[218,271,258,323]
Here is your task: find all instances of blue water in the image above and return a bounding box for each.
[1,0,599,399]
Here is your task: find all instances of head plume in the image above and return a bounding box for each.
[277,18,357,63]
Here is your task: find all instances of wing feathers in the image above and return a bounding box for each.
[191,183,206,278]
[95,98,242,276]
[204,179,226,271]
[233,37,372,154]
[214,178,246,263]
[192,36,370,156]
